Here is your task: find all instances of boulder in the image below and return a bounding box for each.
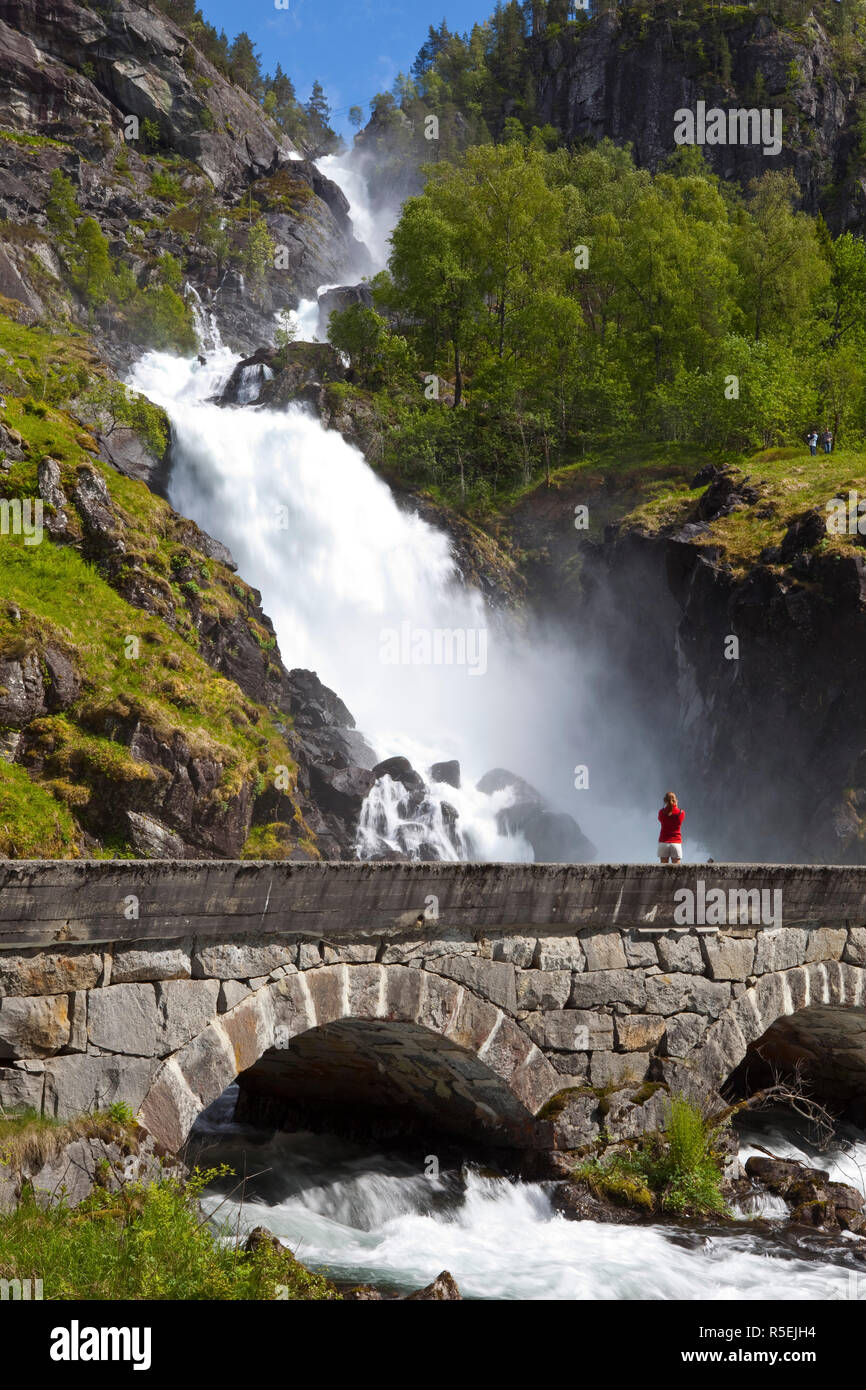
[405,1271,462,1300]
[372,756,425,793]
[430,759,461,789]
[476,767,595,862]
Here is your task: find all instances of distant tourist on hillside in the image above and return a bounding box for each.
[807,429,819,456]
[821,427,834,454]
[658,791,685,865]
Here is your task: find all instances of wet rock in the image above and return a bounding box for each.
[744,1155,866,1233]
[476,768,595,863]
[405,1270,462,1300]
[551,1180,654,1225]
[372,756,426,793]
[430,759,461,789]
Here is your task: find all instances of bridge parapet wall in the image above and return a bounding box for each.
[0,863,864,1154]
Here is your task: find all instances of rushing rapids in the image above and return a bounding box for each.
[193,1090,866,1301]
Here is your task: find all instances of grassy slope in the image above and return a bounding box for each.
[502,441,866,579]
[0,1109,338,1300]
[0,307,312,859]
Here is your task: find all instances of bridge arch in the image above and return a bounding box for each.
[675,961,866,1107]
[137,964,561,1152]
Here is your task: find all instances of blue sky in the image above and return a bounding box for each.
[196,0,496,137]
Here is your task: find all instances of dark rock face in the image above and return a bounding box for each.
[317,282,373,338]
[554,511,866,863]
[697,471,760,522]
[430,759,461,790]
[780,509,827,562]
[529,11,865,233]
[372,756,426,794]
[477,768,596,863]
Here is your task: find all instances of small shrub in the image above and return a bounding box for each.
[573,1095,729,1217]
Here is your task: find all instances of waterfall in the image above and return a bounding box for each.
[184,282,223,355]
[129,152,664,865]
[234,362,274,406]
[128,347,580,862]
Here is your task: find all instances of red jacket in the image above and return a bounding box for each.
[658,806,685,843]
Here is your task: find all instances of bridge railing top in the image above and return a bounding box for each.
[0,861,863,949]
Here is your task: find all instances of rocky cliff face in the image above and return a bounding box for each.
[509,464,866,864]
[0,0,383,862]
[530,9,864,229]
[357,8,866,233]
[0,0,367,358]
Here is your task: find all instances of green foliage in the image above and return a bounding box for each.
[46,170,81,255]
[243,219,275,303]
[0,1167,339,1300]
[364,135,866,505]
[327,304,412,388]
[76,378,168,456]
[573,1096,729,1217]
[274,306,297,356]
[140,118,161,153]
[106,1101,135,1125]
[0,761,78,858]
[70,218,113,306]
[148,169,183,203]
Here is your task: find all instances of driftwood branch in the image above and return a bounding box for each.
[711,1054,837,1150]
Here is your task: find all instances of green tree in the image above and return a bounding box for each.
[228,32,263,97]
[733,172,829,342]
[821,230,866,349]
[71,217,112,305]
[389,196,482,407]
[78,378,168,455]
[46,170,81,254]
[243,218,275,303]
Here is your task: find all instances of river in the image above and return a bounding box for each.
[190,1089,866,1300]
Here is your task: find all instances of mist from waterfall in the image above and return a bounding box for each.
[130,151,678,864]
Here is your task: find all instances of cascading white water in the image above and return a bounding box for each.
[194,1095,866,1300]
[129,152,680,864]
[288,284,342,343]
[234,362,274,406]
[318,152,396,272]
[129,346,585,860]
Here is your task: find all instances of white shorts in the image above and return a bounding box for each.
[658,841,683,862]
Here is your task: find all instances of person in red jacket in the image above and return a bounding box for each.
[658,791,685,864]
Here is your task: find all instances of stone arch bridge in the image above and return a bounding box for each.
[0,862,864,1156]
